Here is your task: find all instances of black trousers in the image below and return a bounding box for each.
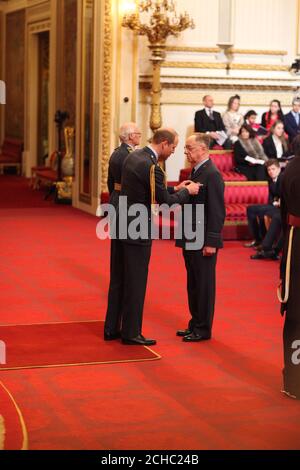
[247,205,281,249]
[183,249,218,338]
[104,240,152,339]
[283,227,300,397]
[237,164,267,181]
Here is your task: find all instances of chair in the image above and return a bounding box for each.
[0,138,23,175]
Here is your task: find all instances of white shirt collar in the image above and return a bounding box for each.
[205,107,213,116]
[147,145,158,160]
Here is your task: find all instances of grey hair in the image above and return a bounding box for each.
[119,122,138,142]
[292,96,300,105]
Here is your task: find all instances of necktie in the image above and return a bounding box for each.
[209,109,214,121]
[191,168,196,178]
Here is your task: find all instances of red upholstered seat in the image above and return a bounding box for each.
[225,182,268,223]
[31,152,61,189]
[35,169,57,182]
[180,152,246,182]
[224,183,268,205]
[0,137,23,174]
[101,192,109,204]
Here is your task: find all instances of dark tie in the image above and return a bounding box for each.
[191,168,196,178]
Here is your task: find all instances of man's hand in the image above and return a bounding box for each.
[174,180,193,191]
[186,182,201,195]
[203,246,217,256]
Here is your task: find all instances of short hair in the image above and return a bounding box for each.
[244,109,257,120]
[152,129,178,145]
[292,134,300,156]
[191,132,211,149]
[119,122,138,142]
[292,96,300,105]
[239,123,256,139]
[265,159,280,169]
[202,95,211,102]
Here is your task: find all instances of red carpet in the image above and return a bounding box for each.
[0,381,28,450]
[0,174,300,450]
[0,321,159,370]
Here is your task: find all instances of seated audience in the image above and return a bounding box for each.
[234,124,267,180]
[194,95,231,149]
[246,159,282,260]
[245,110,259,131]
[263,121,291,160]
[223,95,244,144]
[244,109,265,143]
[261,99,285,132]
[284,96,300,144]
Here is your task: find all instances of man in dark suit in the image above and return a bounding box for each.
[279,134,300,400]
[176,133,226,342]
[284,97,300,144]
[104,128,200,345]
[194,95,231,149]
[246,159,283,260]
[104,123,141,340]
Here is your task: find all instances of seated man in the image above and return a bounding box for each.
[284,97,300,144]
[245,159,282,260]
[194,95,231,149]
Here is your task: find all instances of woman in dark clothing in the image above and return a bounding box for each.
[234,124,268,180]
[279,135,300,400]
[263,121,291,160]
[261,99,285,132]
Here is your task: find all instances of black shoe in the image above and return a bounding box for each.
[244,240,260,248]
[122,334,157,346]
[182,333,211,342]
[104,331,121,341]
[251,250,280,260]
[176,329,192,337]
[250,251,264,260]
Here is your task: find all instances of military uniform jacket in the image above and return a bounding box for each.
[118,146,190,245]
[107,142,132,208]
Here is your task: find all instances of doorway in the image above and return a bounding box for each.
[37,31,50,167]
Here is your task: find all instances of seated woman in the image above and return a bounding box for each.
[234,124,268,180]
[223,95,244,144]
[261,99,285,133]
[263,121,291,160]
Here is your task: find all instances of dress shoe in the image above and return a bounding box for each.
[122,334,156,346]
[176,329,192,337]
[244,240,261,248]
[251,250,280,260]
[182,332,211,342]
[104,331,121,341]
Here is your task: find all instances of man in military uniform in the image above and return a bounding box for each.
[279,135,300,400]
[104,123,141,340]
[176,133,225,342]
[104,128,200,345]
